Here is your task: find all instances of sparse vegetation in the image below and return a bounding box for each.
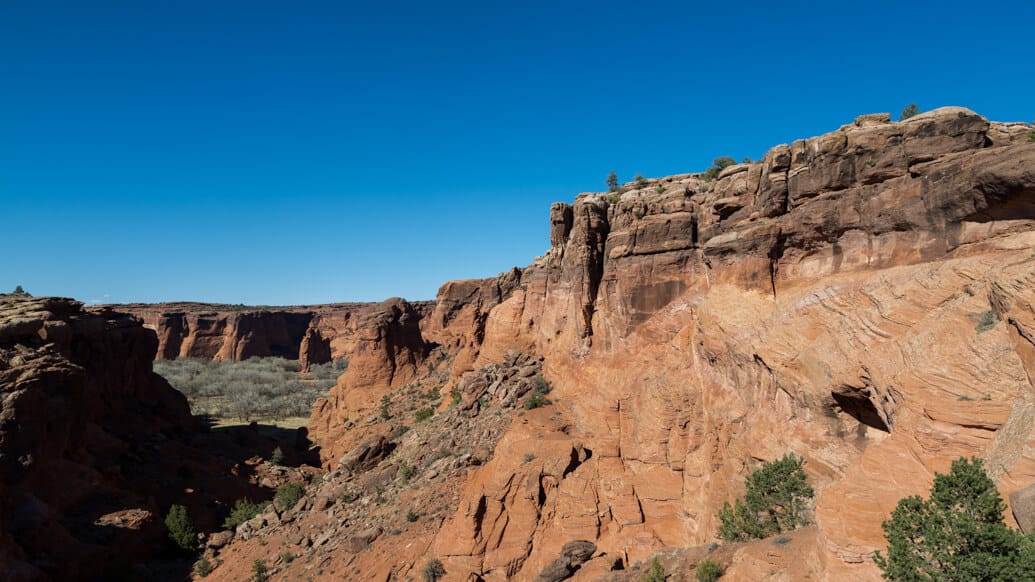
[635,174,648,188]
[223,498,267,529]
[976,310,998,333]
[874,457,1035,580]
[717,452,814,542]
[702,157,737,181]
[643,556,666,582]
[380,394,392,420]
[1028,128,1035,142]
[524,375,553,410]
[900,103,921,120]
[269,445,285,466]
[194,556,213,577]
[414,407,434,422]
[164,504,196,551]
[400,463,415,483]
[154,356,343,420]
[406,509,420,522]
[523,452,535,463]
[422,558,446,582]
[695,559,723,582]
[252,559,269,582]
[607,171,620,192]
[11,285,29,296]
[274,482,305,511]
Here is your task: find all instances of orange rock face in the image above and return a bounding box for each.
[33,108,1035,581]
[298,108,1035,580]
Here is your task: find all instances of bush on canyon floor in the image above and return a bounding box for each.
[164,504,197,551]
[154,356,343,420]
[717,452,814,542]
[274,482,305,511]
[414,407,434,422]
[900,103,921,120]
[223,498,268,529]
[874,457,1035,581]
[193,556,214,578]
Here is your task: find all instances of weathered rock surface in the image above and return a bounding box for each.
[309,298,430,463]
[72,108,1035,581]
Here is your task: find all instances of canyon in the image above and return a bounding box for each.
[3,107,1035,581]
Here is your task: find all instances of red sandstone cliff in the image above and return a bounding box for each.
[222,107,1035,581]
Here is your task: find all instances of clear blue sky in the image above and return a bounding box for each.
[3,1,1033,304]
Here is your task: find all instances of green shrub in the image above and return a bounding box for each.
[635,174,648,188]
[223,498,266,529]
[976,310,998,333]
[702,157,737,181]
[12,285,29,296]
[252,559,269,582]
[270,446,285,465]
[1028,128,1035,143]
[450,388,462,406]
[606,171,619,192]
[900,103,920,120]
[717,452,814,541]
[874,457,1035,580]
[415,407,433,422]
[274,482,305,511]
[194,556,214,577]
[406,509,420,522]
[380,394,391,420]
[695,559,723,582]
[422,558,446,582]
[164,504,196,551]
[524,376,552,410]
[643,556,665,582]
[400,463,415,482]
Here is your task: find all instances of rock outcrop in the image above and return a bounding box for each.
[0,297,196,580]
[309,298,430,463]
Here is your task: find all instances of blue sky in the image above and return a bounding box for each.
[3,1,1033,304]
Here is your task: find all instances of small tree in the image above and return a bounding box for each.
[252,559,268,582]
[380,394,391,420]
[164,504,197,551]
[422,558,446,582]
[269,446,285,465]
[12,285,29,296]
[718,452,814,541]
[874,457,1035,581]
[702,157,738,181]
[606,171,619,192]
[900,103,920,120]
[643,556,666,582]
[635,174,648,188]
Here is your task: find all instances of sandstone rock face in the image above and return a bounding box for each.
[421,109,1035,579]
[422,268,522,376]
[0,297,196,580]
[118,301,434,366]
[309,298,429,463]
[183,109,1035,581]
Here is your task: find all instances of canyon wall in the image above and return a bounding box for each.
[117,301,433,371]
[435,108,1035,580]
[298,108,1035,580]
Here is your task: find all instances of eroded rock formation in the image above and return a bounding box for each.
[283,107,1035,580]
